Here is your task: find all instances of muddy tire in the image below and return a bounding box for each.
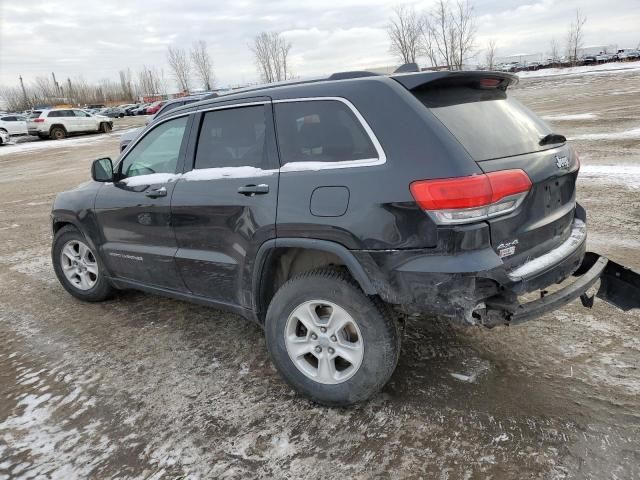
[100,122,112,133]
[50,126,66,140]
[265,268,401,406]
[52,225,113,302]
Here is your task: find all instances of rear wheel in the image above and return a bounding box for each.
[52,226,113,302]
[265,268,401,406]
[50,126,66,140]
[100,122,112,133]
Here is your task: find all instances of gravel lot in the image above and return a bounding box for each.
[1,70,639,480]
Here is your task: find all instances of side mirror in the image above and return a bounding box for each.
[91,157,114,182]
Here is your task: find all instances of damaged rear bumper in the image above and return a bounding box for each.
[353,212,640,325]
[491,252,640,325]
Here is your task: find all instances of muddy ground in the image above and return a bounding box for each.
[1,70,639,480]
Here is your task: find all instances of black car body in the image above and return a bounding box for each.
[51,70,640,405]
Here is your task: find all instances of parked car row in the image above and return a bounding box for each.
[492,49,640,72]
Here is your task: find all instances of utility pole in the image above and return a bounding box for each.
[19,75,29,109]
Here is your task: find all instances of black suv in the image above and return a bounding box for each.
[51,70,639,405]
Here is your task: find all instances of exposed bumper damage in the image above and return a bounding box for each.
[354,214,640,327]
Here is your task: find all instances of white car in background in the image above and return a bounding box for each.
[26,108,113,140]
[0,129,9,146]
[0,114,28,137]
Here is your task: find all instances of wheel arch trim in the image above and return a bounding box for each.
[252,238,378,311]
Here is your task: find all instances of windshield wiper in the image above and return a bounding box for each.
[539,133,566,146]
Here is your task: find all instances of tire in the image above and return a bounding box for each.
[100,122,112,133]
[52,225,113,302]
[265,268,401,406]
[50,126,66,140]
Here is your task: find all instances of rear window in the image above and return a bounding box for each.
[414,86,552,161]
[28,111,42,119]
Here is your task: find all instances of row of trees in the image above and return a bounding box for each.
[389,2,593,70]
[1,40,217,112]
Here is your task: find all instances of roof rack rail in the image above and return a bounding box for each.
[328,71,381,80]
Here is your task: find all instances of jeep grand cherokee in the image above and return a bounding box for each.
[50,70,640,405]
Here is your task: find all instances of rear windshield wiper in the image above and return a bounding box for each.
[539,133,566,146]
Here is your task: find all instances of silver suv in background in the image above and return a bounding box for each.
[27,109,114,140]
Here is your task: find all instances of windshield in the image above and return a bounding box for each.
[414,86,554,161]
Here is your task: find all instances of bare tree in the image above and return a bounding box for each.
[191,40,214,90]
[424,0,476,70]
[387,5,423,65]
[119,68,134,102]
[549,37,560,65]
[566,9,587,66]
[485,39,497,70]
[167,46,191,92]
[451,0,476,69]
[250,32,292,83]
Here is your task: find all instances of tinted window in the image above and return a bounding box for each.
[275,100,377,164]
[414,86,552,161]
[194,106,268,169]
[1,116,16,121]
[73,110,91,117]
[120,116,188,178]
[48,110,74,118]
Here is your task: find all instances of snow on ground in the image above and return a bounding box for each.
[518,60,640,79]
[580,164,640,189]
[0,135,111,157]
[542,113,598,121]
[569,127,640,140]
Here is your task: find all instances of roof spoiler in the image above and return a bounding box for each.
[391,70,518,91]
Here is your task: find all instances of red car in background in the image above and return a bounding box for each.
[145,101,166,115]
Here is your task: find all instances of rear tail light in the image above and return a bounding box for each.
[33,118,45,123]
[410,169,532,225]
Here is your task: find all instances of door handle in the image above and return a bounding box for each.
[146,186,167,198]
[237,184,269,196]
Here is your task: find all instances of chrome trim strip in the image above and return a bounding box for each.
[118,97,385,174]
[273,97,386,171]
[507,219,586,280]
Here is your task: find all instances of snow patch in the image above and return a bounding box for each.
[541,113,597,121]
[121,167,276,186]
[182,166,276,181]
[579,164,640,188]
[569,128,640,141]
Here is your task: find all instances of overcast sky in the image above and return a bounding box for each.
[1,0,638,90]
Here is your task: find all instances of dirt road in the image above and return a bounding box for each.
[1,71,639,479]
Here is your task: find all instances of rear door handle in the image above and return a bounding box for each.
[146,186,167,198]
[237,184,269,196]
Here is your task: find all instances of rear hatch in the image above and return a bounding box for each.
[400,73,579,269]
[26,111,43,132]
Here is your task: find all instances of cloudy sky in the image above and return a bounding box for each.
[1,0,638,90]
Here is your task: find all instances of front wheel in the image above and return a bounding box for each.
[265,269,401,406]
[52,225,113,302]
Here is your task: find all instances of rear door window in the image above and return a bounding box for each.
[194,105,269,170]
[414,86,552,161]
[274,100,377,165]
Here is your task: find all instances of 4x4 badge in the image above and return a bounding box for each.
[556,155,570,169]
